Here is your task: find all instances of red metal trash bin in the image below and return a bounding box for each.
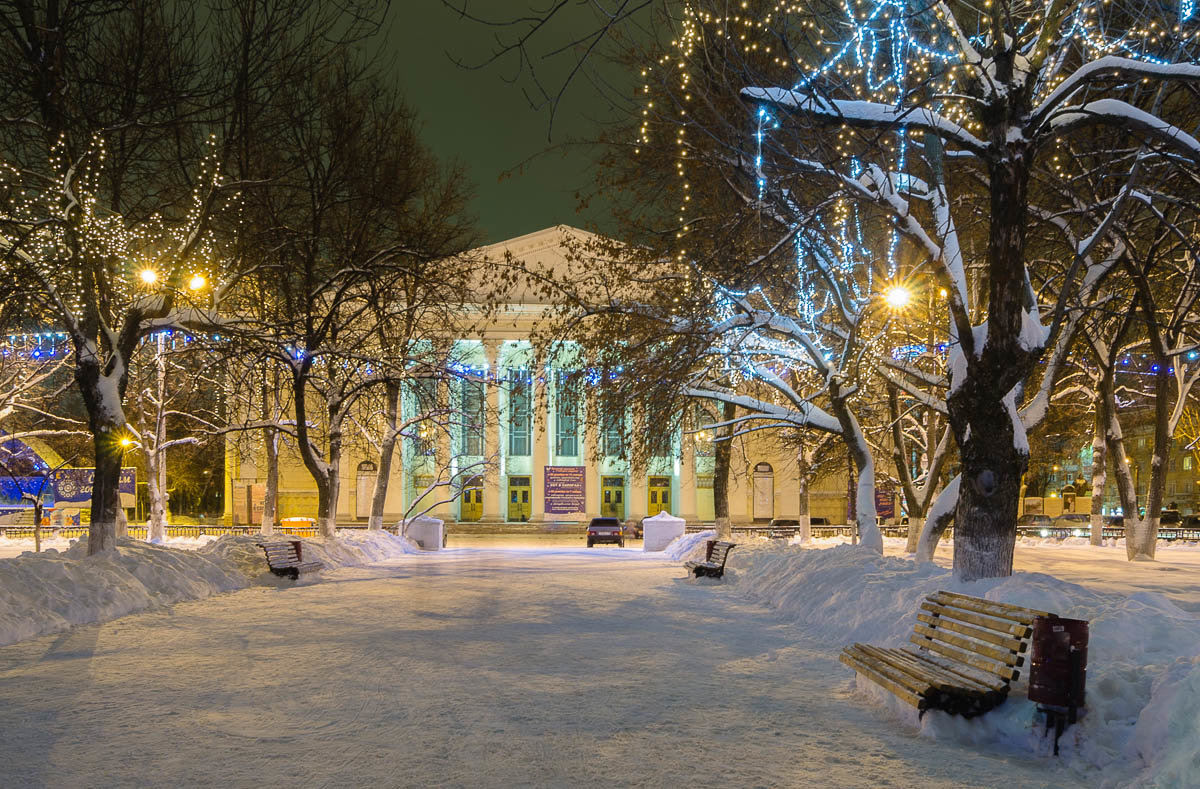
[1029,615,1089,753]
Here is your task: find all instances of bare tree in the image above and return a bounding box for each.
[0,0,392,554]
[228,55,476,537]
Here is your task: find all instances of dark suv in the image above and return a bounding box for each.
[586,517,625,548]
[766,518,800,538]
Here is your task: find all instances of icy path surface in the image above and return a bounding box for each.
[0,545,1079,788]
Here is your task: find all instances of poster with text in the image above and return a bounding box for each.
[53,468,137,507]
[544,466,586,514]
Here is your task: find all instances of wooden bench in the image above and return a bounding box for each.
[257,541,323,581]
[840,590,1049,718]
[684,540,736,578]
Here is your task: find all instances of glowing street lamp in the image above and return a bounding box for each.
[188,273,206,291]
[139,269,158,285]
[884,284,912,310]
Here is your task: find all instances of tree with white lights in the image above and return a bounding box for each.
[651,0,1200,578]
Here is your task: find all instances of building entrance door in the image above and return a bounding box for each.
[601,476,625,519]
[355,460,377,519]
[648,476,671,516]
[507,476,531,522]
[461,476,483,522]
[753,463,774,521]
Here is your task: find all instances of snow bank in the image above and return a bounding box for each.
[718,541,1200,786]
[663,529,716,561]
[0,529,420,649]
[0,533,218,559]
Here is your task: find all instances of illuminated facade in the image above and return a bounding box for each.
[224,226,850,527]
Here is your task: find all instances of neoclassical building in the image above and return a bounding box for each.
[224,226,850,527]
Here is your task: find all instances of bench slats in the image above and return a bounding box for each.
[687,541,736,578]
[916,611,1026,653]
[911,622,1021,666]
[839,651,928,711]
[848,646,1007,717]
[902,648,1008,693]
[857,644,998,695]
[257,541,323,580]
[907,634,1019,681]
[918,602,1032,640]
[928,591,1047,625]
[844,590,1045,719]
[850,645,963,700]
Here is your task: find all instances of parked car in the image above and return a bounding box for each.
[1050,513,1091,536]
[586,517,624,548]
[765,518,799,538]
[1016,514,1051,532]
[810,517,830,526]
[1160,509,1182,525]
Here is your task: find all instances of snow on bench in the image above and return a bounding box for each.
[840,591,1048,718]
[257,540,323,581]
[684,540,736,579]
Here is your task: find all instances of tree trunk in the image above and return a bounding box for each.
[260,425,278,536]
[290,365,342,540]
[797,450,811,544]
[949,396,1025,580]
[712,400,735,540]
[946,149,1034,581]
[1128,363,1171,561]
[905,515,924,554]
[368,382,402,530]
[1089,385,1107,547]
[888,386,931,555]
[146,333,169,543]
[145,446,168,542]
[829,391,882,553]
[317,418,344,539]
[315,468,340,539]
[1106,421,1139,544]
[77,353,129,554]
[86,425,125,554]
[916,475,959,562]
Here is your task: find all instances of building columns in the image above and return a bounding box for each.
[628,405,648,522]
[434,376,454,521]
[680,432,698,523]
[482,339,504,522]
[585,392,600,519]
[531,384,548,521]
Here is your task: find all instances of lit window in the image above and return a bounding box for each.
[555,370,579,456]
[508,368,531,457]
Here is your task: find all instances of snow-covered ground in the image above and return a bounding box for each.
[0,530,421,648]
[735,537,1200,786]
[0,530,1195,785]
[0,537,1076,788]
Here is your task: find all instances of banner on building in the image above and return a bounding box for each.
[847,483,896,521]
[544,466,586,515]
[52,468,137,508]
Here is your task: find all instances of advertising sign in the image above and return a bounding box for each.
[53,468,137,507]
[875,488,895,520]
[847,483,896,521]
[544,466,586,515]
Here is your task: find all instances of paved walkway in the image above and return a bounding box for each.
[0,546,1081,787]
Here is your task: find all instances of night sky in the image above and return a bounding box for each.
[390,4,632,244]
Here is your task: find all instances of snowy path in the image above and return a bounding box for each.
[0,545,1081,788]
